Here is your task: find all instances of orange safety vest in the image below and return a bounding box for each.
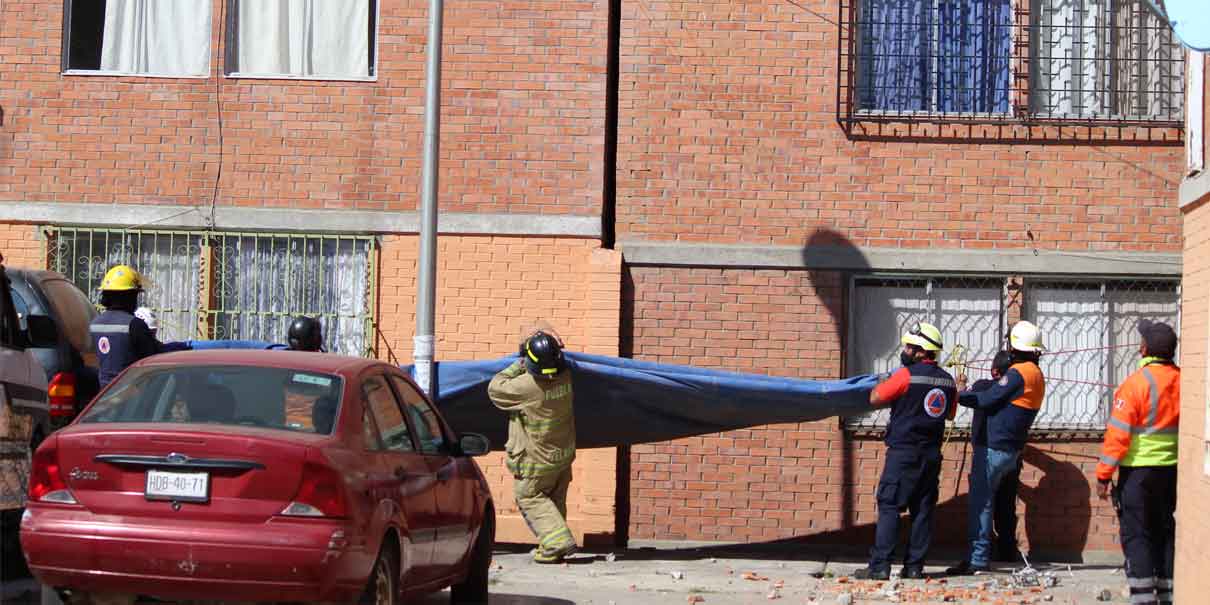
[1096,360,1180,481]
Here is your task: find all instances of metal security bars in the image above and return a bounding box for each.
[837,0,1185,130]
[1024,278,1180,430]
[845,275,1180,435]
[45,227,378,356]
[846,276,1008,432]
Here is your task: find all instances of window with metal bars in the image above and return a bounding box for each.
[838,0,1185,128]
[846,275,1180,434]
[44,227,378,356]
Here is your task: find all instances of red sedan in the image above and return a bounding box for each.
[20,350,495,604]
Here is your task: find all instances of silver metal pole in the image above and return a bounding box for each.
[414,0,443,395]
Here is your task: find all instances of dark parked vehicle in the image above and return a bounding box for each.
[21,350,496,604]
[9,269,99,442]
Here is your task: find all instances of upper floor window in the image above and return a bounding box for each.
[856,0,1012,114]
[225,0,377,79]
[1030,0,1183,121]
[63,0,212,77]
[843,0,1185,128]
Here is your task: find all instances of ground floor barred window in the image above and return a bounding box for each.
[44,227,377,356]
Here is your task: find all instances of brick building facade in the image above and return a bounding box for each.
[0,0,1189,560]
[1176,50,1210,604]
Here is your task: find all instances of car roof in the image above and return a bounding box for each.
[135,349,389,376]
[7,268,71,284]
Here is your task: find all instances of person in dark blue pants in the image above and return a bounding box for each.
[855,322,957,581]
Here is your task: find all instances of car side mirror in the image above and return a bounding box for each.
[458,433,491,457]
[23,314,58,348]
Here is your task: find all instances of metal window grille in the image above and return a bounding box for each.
[837,0,1185,128]
[846,275,1180,434]
[1024,278,1180,430]
[846,276,1007,432]
[44,227,378,356]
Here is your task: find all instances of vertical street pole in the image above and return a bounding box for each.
[414,0,443,395]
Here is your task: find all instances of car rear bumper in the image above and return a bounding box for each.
[21,506,368,602]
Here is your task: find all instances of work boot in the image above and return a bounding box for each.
[945,561,989,576]
[901,566,926,580]
[853,567,890,581]
[532,542,578,564]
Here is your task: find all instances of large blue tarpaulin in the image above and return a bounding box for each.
[416,352,880,449]
[186,341,880,449]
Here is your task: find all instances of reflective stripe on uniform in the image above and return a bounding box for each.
[90,324,130,334]
[909,375,955,388]
[1128,577,1156,588]
[539,526,574,549]
[507,459,574,477]
[1142,368,1159,427]
[1100,454,1121,468]
[1108,415,1179,436]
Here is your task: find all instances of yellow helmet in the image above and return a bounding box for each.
[99,265,144,292]
[901,321,943,352]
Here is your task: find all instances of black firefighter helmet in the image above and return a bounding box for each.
[287,316,324,352]
[522,331,565,378]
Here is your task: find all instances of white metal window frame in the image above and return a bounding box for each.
[222,0,380,82]
[846,274,1182,434]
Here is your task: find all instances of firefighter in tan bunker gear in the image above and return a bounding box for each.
[488,331,577,563]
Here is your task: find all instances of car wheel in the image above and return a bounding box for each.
[360,543,399,605]
[450,506,494,604]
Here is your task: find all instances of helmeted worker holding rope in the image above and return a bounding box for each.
[948,321,1046,576]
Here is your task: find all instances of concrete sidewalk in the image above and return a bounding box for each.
[2,545,1135,604]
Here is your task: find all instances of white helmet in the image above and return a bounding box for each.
[1009,320,1044,352]
[134,306,158,331]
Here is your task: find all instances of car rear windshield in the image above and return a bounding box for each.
[79,365,344,435]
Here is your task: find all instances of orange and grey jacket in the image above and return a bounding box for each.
[1096,359,1179,482]
[958,361,1045,452]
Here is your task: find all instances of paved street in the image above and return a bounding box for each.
[2,543,1134,604]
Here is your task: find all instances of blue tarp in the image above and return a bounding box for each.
[185,341,881,449]
[409,352,880,449]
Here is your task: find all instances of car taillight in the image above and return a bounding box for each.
[281,461,348,518]
[28,437,76,504]
[48,372,77,419]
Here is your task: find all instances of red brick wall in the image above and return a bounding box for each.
[1176,196,1210,599]
[0,224,44,269]
[616,0,1184,252]
[0,0,606,214]
[627,266,1122,555]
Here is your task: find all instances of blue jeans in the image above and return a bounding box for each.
[968,446,1020,567]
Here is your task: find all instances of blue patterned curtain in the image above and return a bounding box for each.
[858,0,932,111]
[937,0,1011,113]
[858,0,1010,113]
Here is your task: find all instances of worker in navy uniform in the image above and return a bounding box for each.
[968,350,1023,562]
[90,265,176,389]
[855,322,957,581]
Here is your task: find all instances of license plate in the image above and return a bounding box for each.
[145,470,210,503]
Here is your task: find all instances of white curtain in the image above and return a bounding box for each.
[1028,285,1179,429]
[217,236,372,355]
[847,281,1003,430]
[235,0,371,77]
[100,0,212,76]
[1032,0,1182,119]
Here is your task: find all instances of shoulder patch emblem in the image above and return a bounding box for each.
[98,336,110,355]
[923,388,948,418]
[1114,398,1126,410]
[998,376,1008,386]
